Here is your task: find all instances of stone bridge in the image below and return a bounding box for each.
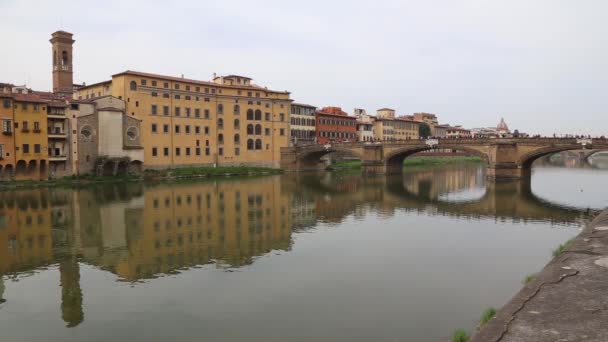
[280,138,608,180]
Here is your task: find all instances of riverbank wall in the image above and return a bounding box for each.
[471,208,608,341]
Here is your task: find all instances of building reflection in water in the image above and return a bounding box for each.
[0,161,601,327]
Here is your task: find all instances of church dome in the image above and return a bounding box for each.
[497,117,509,132]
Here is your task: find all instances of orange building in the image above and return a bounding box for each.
[315,107,357,144]
[0,87,16,179]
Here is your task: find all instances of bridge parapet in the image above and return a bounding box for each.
[280,138,608,179]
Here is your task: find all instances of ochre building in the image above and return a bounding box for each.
[75,72,292,169]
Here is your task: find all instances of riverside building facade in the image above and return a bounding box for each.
[75,72,292,169]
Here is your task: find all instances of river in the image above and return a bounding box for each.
[1,155,607,341]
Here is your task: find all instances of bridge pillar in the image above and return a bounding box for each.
[486,142,530,181]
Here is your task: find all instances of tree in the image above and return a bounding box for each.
[419,123,431,138]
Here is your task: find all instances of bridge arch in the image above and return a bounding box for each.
[384,145,490,172]
[290,144,364,171]
[518,144,586,169]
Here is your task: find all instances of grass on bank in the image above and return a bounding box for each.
[451,329,470,342]
[479,307,497,327]
[326,156,483,170]
[146,166,282,177]
[522,273,538,285]
[552,238,575,257]
[0,166,282,190]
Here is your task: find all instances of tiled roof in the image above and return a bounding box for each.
[110,70,290,94]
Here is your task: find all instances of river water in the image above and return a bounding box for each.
[1,155,607,341]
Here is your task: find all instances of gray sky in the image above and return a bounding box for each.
[1,0,606,135]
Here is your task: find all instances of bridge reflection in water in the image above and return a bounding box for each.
[0,164,597,328]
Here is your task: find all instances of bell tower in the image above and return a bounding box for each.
[50,31,75,97]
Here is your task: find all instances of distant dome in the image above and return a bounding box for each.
[497,117,509,132]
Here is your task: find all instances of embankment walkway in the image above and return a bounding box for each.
[471,208,608,341]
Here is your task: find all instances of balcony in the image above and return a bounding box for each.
[48,113,67,119]
[48,131,67,139]
[49,155,67,162]
[21,128,29,133]
[2,130,12,136]
[33,128,41,133]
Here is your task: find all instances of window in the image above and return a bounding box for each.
[152,80,157,87]
[33,121,39,131]
[22,121,29,131]
[255,124,261,135]
[219,147,223,156]
[204,126,209,134]
[163,93,169,98]
[195,108,200,118]
[218,118,223,129]
[255,139,262,150]
[218,134,224,144]
[195,86,200,92]
[174,94,181,100]
[234,119,240,129]
[2,99,10,109]
[175,107,181,116]
[265,128,270,136]
[205,147,210,155]
[152,92,158,97]
[23,144,29,153]
[152,147,158,156]
[234,134,240,144]
[163,106,169,116]
[247,124,254,135]
[186,147,191,156]
[196,147,201,156]
[204,109,210,118]
[163,124,169,133]
[280,128,285,136]
[164,147,169,156]
[152,123,158,133]
[2,120,12,133]
[234,105,240,114]
[195,126,200,134]
[185,125,191,134]
[185,108,191,117]
[175,147,181,156]
[247,139,254,150]
[34,144,41,153]
[130,81,137,91]
[151,105,157,115]
[175,84,180,90]
[265,113,270,121]
[218,104,224,114]
[255,110,262,120]
[175,125,180,134]
[280,113,285,121]
[247,109,254,120]
[235,147,240,156]
[185,95,191,101]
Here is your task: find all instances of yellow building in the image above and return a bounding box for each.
[75,71,292,169]
[0,88,16,179]
[393,117,420,140]
[12,93,49,180]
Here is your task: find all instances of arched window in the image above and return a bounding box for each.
[254,110,262,120]
[247,124,254,135]
[247,109,254,120]
[247,139,254,150]
[255,124,262,135]
[61,51,68,67]
[130,81,137,91]
[218,104,224,115]
[234,134,240,144]
[218,118,224,129]
[255,139,262,150]
[234,119,240,129]
[234,105,240,115]
[218,134,224,144]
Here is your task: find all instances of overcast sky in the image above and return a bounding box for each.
[1,0,606,135]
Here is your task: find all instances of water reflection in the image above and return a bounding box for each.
[0,160,605,335]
